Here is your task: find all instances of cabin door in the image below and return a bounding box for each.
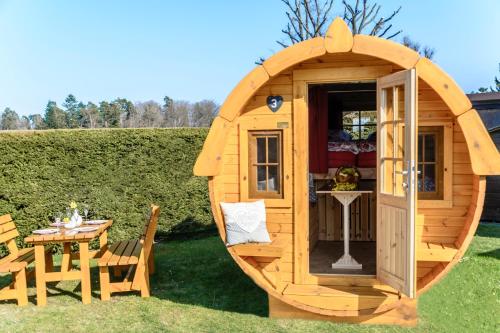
[376,69,417,298]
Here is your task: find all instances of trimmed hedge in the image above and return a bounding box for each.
[0,128,211,253]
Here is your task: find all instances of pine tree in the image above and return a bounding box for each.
[44,101,67,129]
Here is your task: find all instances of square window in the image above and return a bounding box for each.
[342,111,377,141]
[418,126,444,200]
[248,131,283,199]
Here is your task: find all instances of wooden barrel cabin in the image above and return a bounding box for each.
[193,18,500,326]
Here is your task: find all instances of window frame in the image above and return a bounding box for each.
[342,110,377,141]
[248,130,283,199]
[418,126,444,200]
[417,122,453,208]
[239,117,292,208]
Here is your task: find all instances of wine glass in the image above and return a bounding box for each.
[54,212,63,233]
[83,205,89,223]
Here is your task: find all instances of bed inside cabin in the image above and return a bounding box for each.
[308,82,378,276]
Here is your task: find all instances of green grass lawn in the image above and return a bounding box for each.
[0,224,498,333]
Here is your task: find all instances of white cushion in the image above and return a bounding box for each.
[220,200,271,246]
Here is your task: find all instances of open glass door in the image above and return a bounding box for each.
[376,69,417,298]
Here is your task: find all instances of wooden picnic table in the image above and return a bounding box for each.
[24,220,113,306]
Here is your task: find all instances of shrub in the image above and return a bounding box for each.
[0,128,211,253]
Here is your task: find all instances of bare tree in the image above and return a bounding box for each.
[29,114,46,130]
[402,36,435,60]
[342,0,401,38]
[164,100,190,128]
[279,0,335,47]
[190,100,219,127]
[137,101,162,127]
[260,0,403,64]
[1,107,20,130]
[80,102,100,128]
[19,116,31,130]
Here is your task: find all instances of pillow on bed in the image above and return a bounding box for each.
[220,200,271,246]
[358,140,377,152]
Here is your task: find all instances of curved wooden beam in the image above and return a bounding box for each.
[352,34,420,69]
[324,17,353,53]
[457,110,500,175]
[218,66,269,122]
[416,57,472,117]
[263,37,326,77]
[418,176,485,295]
[193,117,231,176]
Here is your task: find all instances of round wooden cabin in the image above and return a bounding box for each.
[193,18,500,326]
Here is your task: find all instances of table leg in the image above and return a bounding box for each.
[98,230,108,258]
[343,202,350,257]
[79,242,91,304]
[45,249,54,272]
[331,193,363,270]
[34,244,47,307]
[61,243,72,272]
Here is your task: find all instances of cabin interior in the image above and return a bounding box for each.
[307,79,443,277]
[308,82,378,276]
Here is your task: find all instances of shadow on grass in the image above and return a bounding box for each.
[160,217,217,241]
[148,234,268,317]
[475,224,500,260]
[477,248,500,260]
[2,233,267,316]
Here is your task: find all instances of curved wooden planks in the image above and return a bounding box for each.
[417,176,485,295]
[457,110,500,175]
[218,66,269,122]
[193,117,231,176]
[324,17,353,53]
[263,37,326,77]
[352,34,420,69]
[416,57,472,117]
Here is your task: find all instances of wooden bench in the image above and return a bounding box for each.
[415,215,459,262]
[417,242,458,262]
[228,238,286,292]
[0,214,52,306]
[98,205,159,300]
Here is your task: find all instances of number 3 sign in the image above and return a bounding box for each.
[266,95,283,113]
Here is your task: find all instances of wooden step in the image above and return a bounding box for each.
[417,242,458,262]
[282,283,400,313]
[283,284,399,299]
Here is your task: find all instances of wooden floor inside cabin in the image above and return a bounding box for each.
[309,241,376,275]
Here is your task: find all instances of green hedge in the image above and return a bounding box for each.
[0,128,211,253]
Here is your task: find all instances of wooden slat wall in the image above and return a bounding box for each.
[416,80,474,285]
[314,192,376,242]
[309,202,319,249]
[417,80,472,242]
[295,52,390,70]
[220,71,295,284]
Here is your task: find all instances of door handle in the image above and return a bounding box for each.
[400,170,421,176]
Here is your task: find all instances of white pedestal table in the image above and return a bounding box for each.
[315,190,373,270]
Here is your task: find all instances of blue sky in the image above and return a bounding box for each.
[1,0,499,116]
